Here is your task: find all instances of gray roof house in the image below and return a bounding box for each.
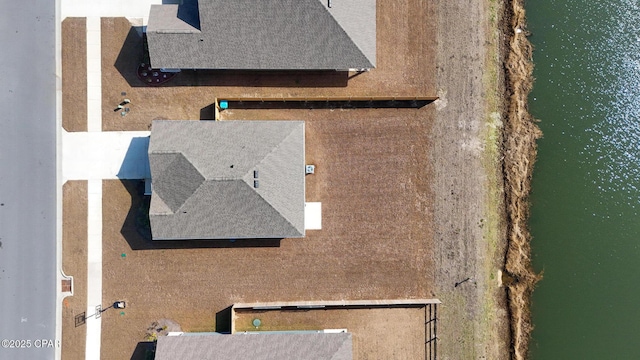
[155,333,353,360]
[148,120,305,240]
[146,0,376,70]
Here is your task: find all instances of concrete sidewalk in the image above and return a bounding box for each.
[85,179,103,360]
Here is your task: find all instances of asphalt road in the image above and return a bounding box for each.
[0,0,58,359]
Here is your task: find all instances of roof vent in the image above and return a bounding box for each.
[306,165,315,175]
[254,170,259,178]
[254,180,259,188]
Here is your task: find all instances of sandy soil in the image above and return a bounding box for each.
[430,0,511,358]
[234,307,427,360]
[61,181,87,360]
[62,18,87,132]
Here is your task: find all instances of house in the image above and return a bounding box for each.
[148,120,305,240]
[154,332,353,360]
[146,0,376,71]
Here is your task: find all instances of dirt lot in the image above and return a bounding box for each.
[430,0,511,358]
[234,307,427,360]
[61,181,87,360]
[59,0,514,357]
[62,18,87,132]
[99,103,435,358]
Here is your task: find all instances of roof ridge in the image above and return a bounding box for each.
[242,123,302,182]
[164,151,206,213]
[313,0,373,68]
[172,172,207,214]
[242,124,304,235]
[238,180,301,236]
[329,333,353,360]
[150,192,173,215]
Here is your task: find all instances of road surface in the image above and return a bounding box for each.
[0,0,58,359]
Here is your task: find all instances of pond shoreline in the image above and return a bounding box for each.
[501,0,542,358]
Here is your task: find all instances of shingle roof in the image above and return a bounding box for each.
[146,0,375,70]
[148,120,305,240]
[155,333,352,360]
[147,4,201,33]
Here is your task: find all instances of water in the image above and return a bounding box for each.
[527,0,640,358]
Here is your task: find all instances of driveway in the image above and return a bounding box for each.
[62,131,151,181]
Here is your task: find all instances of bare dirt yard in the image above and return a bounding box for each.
[62,18,87,132]
[234,307,428,360]
[59,0,515,357]
[99,104,436,358]
[430,0,512,358]
[61,181,87,360]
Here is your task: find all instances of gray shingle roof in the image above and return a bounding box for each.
[147,4,201,33]
[155,333,352,360]
[146,0,375,70]
[148,120,305,240]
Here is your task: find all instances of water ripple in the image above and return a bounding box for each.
[581,0,640,208]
